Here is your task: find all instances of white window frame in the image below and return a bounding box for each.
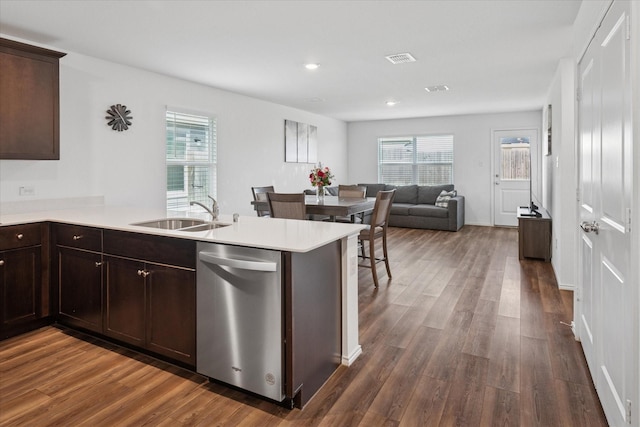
[165,109,217,211]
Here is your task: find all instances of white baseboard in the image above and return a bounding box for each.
[341,345,362,366]
[558,283,576,291]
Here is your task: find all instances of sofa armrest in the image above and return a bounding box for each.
[447,196,465,231]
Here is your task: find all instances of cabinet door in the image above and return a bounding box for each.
[58,247,103,333]
[104,256,145,347]
[0,247,41,331]
[146,264,196,366]
[519,218,551,261]
[0,38,65,159]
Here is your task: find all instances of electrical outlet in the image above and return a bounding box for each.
[19,186,35,196]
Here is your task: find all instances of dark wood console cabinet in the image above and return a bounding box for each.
[517,207,552,262]
[0,38,66,159]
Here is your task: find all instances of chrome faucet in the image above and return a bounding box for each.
[190,196,219,221]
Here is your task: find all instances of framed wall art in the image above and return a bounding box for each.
[285,119,317,163]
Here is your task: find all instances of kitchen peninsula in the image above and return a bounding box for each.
[0,206,364,408]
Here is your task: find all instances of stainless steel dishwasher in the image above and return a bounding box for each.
[196,242,284,402]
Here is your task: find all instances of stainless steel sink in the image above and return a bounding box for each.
[130,218,230,232]
[179,223,231,232]
[131,218,208,230]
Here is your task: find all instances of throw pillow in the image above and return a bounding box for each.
[418,184,455,204]
[435,190,457,208]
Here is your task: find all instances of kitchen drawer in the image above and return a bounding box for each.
[103,230,196,269]
[0,223,41,250]
[54,223,102,252]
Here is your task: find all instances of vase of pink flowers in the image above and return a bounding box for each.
[309,162,334,202]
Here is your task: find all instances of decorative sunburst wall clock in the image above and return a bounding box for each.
[105,104,133,131]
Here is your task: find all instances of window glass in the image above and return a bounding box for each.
[500,136,530,181]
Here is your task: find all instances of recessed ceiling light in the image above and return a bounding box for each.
[385,100,398,106]
[305,63,320,70]
[425,85,450,92]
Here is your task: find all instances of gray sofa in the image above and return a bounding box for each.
[355,183,465,231]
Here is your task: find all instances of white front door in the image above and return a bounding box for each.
[577,2,633,425]
[492,129,538,226]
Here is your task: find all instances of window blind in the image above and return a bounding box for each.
[166,111,217,210]
[379,134,453,185]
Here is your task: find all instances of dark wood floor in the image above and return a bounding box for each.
[0,226,607,426]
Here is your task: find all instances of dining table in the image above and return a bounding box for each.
[251,195,376,222]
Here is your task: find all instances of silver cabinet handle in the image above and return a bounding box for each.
[0,260,4,266]
[73,235,83,240]
[137,269,150,278]
[95,261,103,267]
[580,221,600,235]
[16,233,24,240]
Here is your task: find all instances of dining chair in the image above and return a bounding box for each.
[251,186,274,217]
[266,192,307,220]
[338,184,366,199]
[358,189,395,287]
[334,184,367,223]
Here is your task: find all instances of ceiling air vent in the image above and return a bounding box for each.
[385,53,416,64]
[425,85,450,92]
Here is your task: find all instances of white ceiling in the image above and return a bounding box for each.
[0,0,581,122]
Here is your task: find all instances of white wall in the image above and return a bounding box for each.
[347,111,542,226]
[543,58,576,290]
[0,36,348,216]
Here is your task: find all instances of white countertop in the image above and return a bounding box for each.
[0,206,365,253]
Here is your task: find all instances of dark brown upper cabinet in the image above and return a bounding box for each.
[0,38,66,160]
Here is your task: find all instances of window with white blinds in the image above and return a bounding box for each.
[166,110,217,210]
[378,134,454,185]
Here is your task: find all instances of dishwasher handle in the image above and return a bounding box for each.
[199,251,277,272]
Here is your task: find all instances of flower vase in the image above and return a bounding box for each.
[316,185,325,202]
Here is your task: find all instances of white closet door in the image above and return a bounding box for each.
[577,2,634,425]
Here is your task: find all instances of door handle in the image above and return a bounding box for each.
[199,252,277,271]
[580,220,600,235]
[495,182,500,185]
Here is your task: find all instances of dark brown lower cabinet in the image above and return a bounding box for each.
[0,246,41,332]
[147,264,196,365]
[104,256,146,347]
[53,226,196,367]
[0,222,49,340]
[57,247,103,333]
[103,231,197,367]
